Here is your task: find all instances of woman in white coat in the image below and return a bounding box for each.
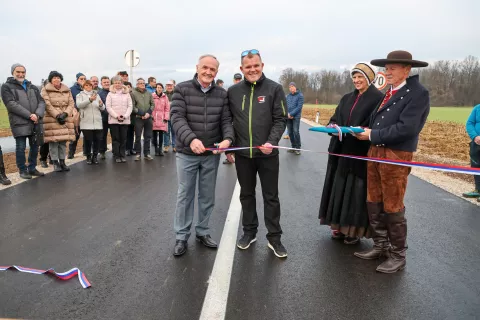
[76,80,105,164]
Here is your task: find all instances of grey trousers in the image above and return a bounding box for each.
[174,152,220,241]
[49,141,67,161]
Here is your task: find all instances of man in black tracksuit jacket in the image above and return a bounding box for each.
[227,50,288,258]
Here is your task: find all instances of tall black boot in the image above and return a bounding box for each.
[0,155,11,185]
[376,209,407,273]
[354,202,391,260]
[59,159,70,172]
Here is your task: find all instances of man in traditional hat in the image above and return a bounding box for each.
[353,50,430,273]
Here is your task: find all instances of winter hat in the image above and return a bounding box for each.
[11,63,26,75]
[289,82,296,87]
[48,71,63,83]
[350,62,377,85]
[76,72,85,80]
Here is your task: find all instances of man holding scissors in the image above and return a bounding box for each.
[170,54,234,257]
[227,49,288,258]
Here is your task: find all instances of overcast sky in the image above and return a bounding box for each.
[0,0,478,87]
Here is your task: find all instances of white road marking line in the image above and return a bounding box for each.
[199,181,242,320]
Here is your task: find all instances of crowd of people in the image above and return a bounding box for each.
[0,49,478,270]
[0,67,181,175]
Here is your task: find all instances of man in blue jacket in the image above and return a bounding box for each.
[462,104,480,201]
[98,76,111,159]
[286,82,304,155]
[68,72,86,159]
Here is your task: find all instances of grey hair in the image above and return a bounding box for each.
[198,54,220,67]
[111,75,122,83]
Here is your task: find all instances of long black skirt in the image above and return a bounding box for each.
[319,155,371,238]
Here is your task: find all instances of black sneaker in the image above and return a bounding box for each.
[28,169,45,177]
[267,240,287,258]
[237,234,257,250]
[19,171,32,179]
[344,236,360,245]
[40,160,48,168]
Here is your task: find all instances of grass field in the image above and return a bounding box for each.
[0,100,9,129]
[304,104,473,124]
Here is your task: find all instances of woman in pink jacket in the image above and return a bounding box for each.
[106,75,133,163]
[152,83,170,156]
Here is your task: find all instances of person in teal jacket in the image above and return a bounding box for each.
[462,104,480,201]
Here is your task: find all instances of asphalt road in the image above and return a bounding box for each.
[0,124,479,320]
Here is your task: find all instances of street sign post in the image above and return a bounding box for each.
[124,50,140,82]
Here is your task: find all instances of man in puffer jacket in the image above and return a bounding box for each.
[170,54,234,257]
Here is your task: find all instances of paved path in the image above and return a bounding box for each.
[0,124,479,319]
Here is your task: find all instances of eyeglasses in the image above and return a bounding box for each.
[137,82,145,85]
[241,49,260,57]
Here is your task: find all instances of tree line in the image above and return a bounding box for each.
[279,55,480,107]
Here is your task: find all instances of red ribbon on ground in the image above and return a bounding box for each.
[0,265,91,289]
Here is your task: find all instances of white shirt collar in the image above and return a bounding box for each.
[391,80,407,91]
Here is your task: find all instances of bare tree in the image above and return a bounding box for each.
[280,55,479,106]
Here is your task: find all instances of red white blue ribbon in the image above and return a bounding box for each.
[0,265,91,289]
[206,145,480,176]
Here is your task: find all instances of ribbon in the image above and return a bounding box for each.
[0,265,91,289]
[205,145,480,176]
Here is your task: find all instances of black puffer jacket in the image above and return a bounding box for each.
[170,75,234,156]
[227,73,287,158]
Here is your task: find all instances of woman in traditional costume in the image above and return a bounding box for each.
[319,62,383,244]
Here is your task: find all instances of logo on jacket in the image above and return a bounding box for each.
[257,96,266,103]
